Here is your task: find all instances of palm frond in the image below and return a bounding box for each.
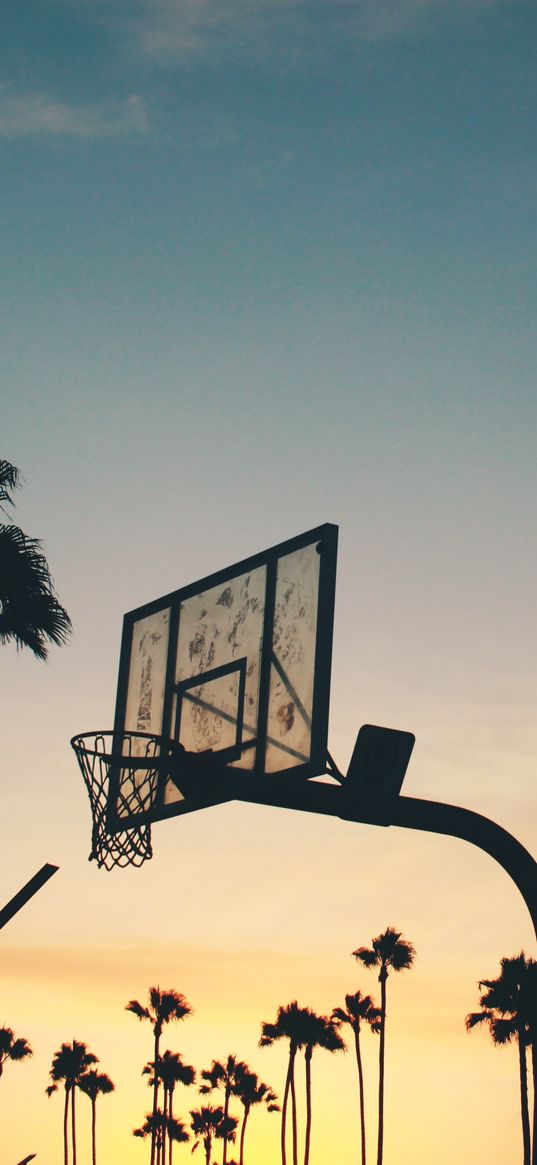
[465,1010,492,1032]
[352,947,378,968]
[0,459,21,511]
[126,1000,151,1022]
[0,525,71,659]
[490,1017,517,1046]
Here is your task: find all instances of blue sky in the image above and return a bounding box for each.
[1,4,536,1162]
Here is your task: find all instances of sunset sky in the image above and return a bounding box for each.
[1,2,536,1163]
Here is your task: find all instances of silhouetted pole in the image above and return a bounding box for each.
[237,781,537,942]
[344,791,537,943]
[0,863,59,931]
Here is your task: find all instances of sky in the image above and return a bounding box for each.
[1,0,536,1162]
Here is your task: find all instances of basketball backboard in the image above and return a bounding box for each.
[106,524,338,831]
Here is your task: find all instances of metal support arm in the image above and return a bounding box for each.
[235,779,537,942]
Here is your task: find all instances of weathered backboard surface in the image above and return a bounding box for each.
[107,525,338,830]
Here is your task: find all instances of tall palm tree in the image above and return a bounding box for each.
[143,1051,195,1165]
[126,987,192,1165]
[46,1041,98,1165]
[298,1009,345,1165]
[78,1069,114,1165]
[332,993,381,1165]
[190,1105,237,1165]
[232,1065,279,1165]
[353,926,416,1165]
[466,953,537,1165]
[260,1001,310,1165]
[199,1054,247,1165]
[0,1026,32,1078]
[0,458,71,660]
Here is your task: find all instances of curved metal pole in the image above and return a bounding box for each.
[236,780,537,942]
[391,795,537,942]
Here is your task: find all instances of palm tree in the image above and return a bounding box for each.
[260,1001,310,1165]
[46,1040,98,1165]
[143,1051,195,1165]
[78,1069,115,1165]
[332,992,381,1165]
[0,458,71,660]
[135,1111,189,1161]
[0,1026,32,1078]
[353,926,416,1165]
[134,1110,166,1160]
[232,1065,279,1165]
[299,1009,345,1165]
[466,953,537,1165]
[166,1115,190,1155]
[199,1054,247,1165]
[126,987,192,1165]
[190,1105,238,1165]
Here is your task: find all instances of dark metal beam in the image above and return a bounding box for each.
[0,863,59,931]
[234,780,537,941]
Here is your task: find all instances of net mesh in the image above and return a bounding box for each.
[71,732,170,870]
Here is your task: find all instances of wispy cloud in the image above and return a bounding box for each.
[117,0,518,66]
[0,91,149,139]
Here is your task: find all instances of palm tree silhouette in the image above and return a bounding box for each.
[332,992,381,1165]
[46,1040,98,1165]
[260,1001,310,1165]
[299,1009,345,1165]
[134,1111,189,1162]
[78,1069,114,1165]
[0,458,71,659]
[199,1054,247,1165]
[0,1025,32,1078]
[134,1110,166,1160]
[126,987,192,1165]
[466,953,537,1165]
[143,1051,195,1165]
[166,1115,190,1155]
[232,1065,279,1165]
[353,927,416,1165]
[190,1104,238,1165]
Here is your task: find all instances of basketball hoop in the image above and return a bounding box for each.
[71,731,180,870]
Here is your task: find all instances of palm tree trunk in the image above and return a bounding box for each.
[63,1088,70,1165]
[204,1134,211,1165]
[531,1039,536,1165]
[289,1048,298,1165]
[354,1026,367,1165]
[239,1105,250,1165]
[281,1052,292,1165]
[71,1084,77,1165]
[376,972,387,1165]
[91,1096,97,1165]
[151,1028,161,1165]
[517,1028,531,1165]
[161,1088,167,1165]
[303,1048,312,1165]
[223,1083,231,1165]
[169,1088,174,1165]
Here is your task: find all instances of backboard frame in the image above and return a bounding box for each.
[107,523,338,832]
